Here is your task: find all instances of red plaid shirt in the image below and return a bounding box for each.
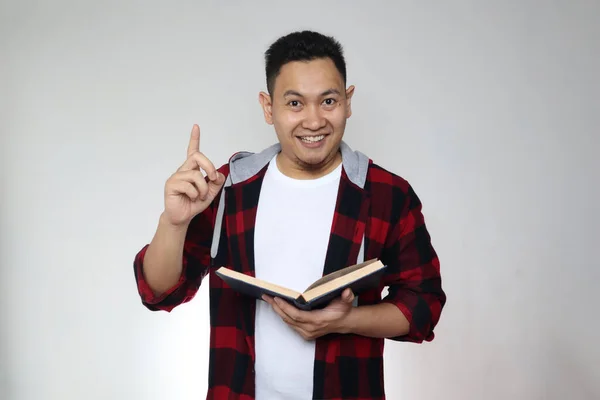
[133,142,445,399]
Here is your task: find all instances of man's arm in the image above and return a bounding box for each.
[340,302,409,338]
[133,205,217,312]
[142,213,191,296]
[264,288,410,340]
[376,181,446,343]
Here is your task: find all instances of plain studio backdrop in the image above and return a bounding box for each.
[1,1,599,399]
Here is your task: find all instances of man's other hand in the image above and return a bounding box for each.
[263,289,356,340]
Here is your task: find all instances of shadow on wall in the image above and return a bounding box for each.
[0,339,9,400]
[544,343,600,399]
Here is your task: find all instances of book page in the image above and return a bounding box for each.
[216,267,302,299]
[301,260,385,302]
[303,259,380,292]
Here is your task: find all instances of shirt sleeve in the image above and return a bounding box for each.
[132,175,223,313]
[380,182,446,343]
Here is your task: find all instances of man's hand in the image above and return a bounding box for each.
[141,124,226,296]
[263,288,356,341]
[163,124,225,227]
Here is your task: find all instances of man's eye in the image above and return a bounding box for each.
[323,98,337,106]
[289,100,300,107]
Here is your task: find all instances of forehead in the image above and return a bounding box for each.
[273,58,344,95]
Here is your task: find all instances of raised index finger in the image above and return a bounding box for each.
[187,124,200,157]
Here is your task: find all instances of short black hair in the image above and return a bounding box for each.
[264,30,347,94]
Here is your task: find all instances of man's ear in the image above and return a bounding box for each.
[258,91,274,125]
[345,85,355,118]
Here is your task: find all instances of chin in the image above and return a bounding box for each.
[298,156,327,167]
[295,150,336,169]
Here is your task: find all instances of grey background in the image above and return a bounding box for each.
[1,1,599,399]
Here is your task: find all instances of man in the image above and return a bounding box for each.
[133,30,446,400]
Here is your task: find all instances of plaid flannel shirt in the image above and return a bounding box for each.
[133,141,446,400]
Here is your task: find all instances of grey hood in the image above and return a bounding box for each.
[210,140,370,262]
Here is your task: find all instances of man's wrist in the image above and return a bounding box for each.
[337,306,360,335]
[159,212,190,235]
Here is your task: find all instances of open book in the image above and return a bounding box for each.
[215,259,387,310]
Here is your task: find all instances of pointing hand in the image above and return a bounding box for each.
[163,124,225,227]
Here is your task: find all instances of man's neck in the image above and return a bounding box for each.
[276,151,342,180]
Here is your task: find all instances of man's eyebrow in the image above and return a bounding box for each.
[283,90,303,98]
[282,89,342,97]
[321,88,341,96]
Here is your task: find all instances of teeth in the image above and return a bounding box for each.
[300,135,325,143]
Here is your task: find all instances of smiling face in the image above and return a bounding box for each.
[259,57,355,179]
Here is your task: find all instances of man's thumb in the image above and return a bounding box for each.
[343,288,355,303]
[207,172,226,199]
[213,171,226,186]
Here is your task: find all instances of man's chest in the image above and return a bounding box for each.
[253,172,340,292]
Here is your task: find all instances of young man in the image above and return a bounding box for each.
[133,30,446,400]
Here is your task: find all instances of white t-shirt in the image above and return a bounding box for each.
[253,155,342,400]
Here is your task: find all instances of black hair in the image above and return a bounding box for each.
[264,30,347,94]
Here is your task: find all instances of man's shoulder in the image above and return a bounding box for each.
[366,161,411,194]
[365,161,425,225]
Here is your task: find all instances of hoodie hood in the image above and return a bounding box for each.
[225,140,370,188]
[210,140,370,262]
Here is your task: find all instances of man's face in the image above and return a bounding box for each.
[259,58,354,175]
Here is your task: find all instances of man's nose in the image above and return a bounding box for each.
[302,105,327,131]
